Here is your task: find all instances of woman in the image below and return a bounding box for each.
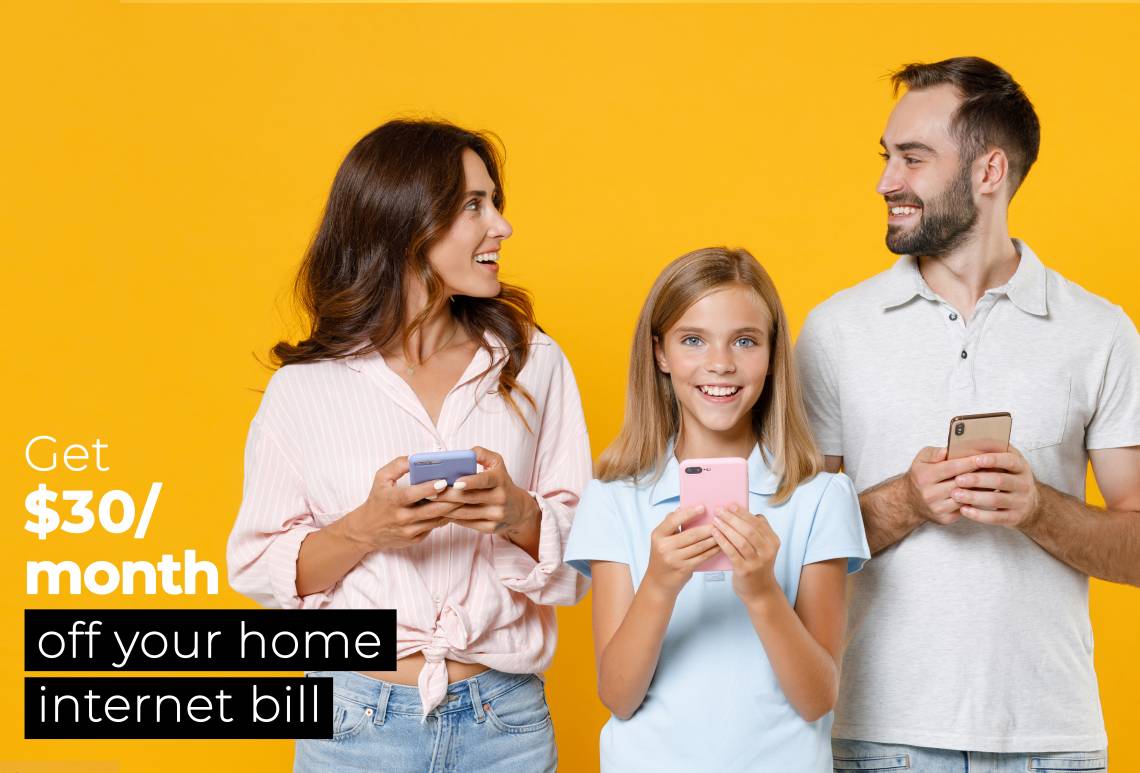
[227,119,590,772]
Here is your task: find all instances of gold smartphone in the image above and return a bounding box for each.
[946,412,1012,459]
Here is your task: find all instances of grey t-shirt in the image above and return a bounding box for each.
[796,240,1140,752]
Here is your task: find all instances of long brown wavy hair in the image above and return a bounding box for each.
[273,119,537,422]
[596,247,821,504]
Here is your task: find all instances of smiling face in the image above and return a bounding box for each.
[654,284,772,442]
[878,84,979,258]
[425,148,513,298]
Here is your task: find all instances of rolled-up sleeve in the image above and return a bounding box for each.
[493,344,592,605]
[226,416,334,610]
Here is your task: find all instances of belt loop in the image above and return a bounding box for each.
[468,677,485,723]
[374,682,391,725]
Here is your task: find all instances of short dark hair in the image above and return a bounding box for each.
[891,56,1040,195]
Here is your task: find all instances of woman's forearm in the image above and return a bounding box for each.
[295,507,373,597]
[744,589,839,722]
[504,491,542,560]
[597,580,678,720]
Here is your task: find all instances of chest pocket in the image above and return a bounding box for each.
[1007,372,1071,451]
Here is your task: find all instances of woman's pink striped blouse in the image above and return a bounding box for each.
[226,331,592,715]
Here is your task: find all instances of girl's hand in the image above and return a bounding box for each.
[711,504,782,604]
[643,506,721,597]
[344,456,461,550]
[435,446,539,540]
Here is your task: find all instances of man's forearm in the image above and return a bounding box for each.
[1020,484,1140,585]
[859,475,925,554]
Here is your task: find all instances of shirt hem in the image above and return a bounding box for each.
[832,725,1108,753]
[1085,434,1140,450]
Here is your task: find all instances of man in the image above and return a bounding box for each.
[796,57,1140,771]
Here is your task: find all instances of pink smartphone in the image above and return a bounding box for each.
[678,457,748,572]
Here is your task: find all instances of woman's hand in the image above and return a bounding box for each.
[436,447,540,541]
[642,506,721,597]
[342,456,461,551]
[711,504,782,604]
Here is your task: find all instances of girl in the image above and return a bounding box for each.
[227,119,590,772]
[565,247,869,772]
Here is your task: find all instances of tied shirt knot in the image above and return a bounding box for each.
[416,602,472,717]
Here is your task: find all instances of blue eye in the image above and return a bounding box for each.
[681,335,703,346]
[464,198,482,212]
[734,337,756,348]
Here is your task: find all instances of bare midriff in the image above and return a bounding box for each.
[359,652,489,686]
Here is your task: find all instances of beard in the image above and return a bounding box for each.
[886,161,978,258]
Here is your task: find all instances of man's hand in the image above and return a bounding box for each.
[952,446,1042,529]
[905,446,984,525]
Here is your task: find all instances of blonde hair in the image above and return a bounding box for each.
[596,247,821,504]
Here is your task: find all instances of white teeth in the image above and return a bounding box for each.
[474,252,500,264]
[698,385,740,397]
[890,206,920,216]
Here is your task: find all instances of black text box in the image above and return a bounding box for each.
[25,609,395,671]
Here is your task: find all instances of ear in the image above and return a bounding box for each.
[976,148,1009,196]
[653,336,670,374]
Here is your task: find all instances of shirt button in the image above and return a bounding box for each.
[960,350,968,359]
[949,312,958,321]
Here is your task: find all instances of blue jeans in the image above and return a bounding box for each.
[295,669,557,773]
[833,739,1108,772]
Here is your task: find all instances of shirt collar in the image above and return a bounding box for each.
[341,331,511,435]
[648,439,781,506]
[343,330,510,374]
[880,238,1047,317]
[1003,240,1048,316]
[879,254,932,310]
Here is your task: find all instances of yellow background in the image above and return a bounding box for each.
[4,1,1139,770]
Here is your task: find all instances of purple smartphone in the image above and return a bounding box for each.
[408,450,477,486]
[679,457,748,572]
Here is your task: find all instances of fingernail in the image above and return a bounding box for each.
[454,481,467,490]
[426,495,438,501]
[434,480,447,491]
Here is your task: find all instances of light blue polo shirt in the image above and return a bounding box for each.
[564,444,870,773]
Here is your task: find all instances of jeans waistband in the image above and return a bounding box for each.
[306,669,536,720]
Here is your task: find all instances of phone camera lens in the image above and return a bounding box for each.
[684,466,702,474]
[954,423,965,436]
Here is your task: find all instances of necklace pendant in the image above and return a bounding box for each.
[406,366,416,376]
